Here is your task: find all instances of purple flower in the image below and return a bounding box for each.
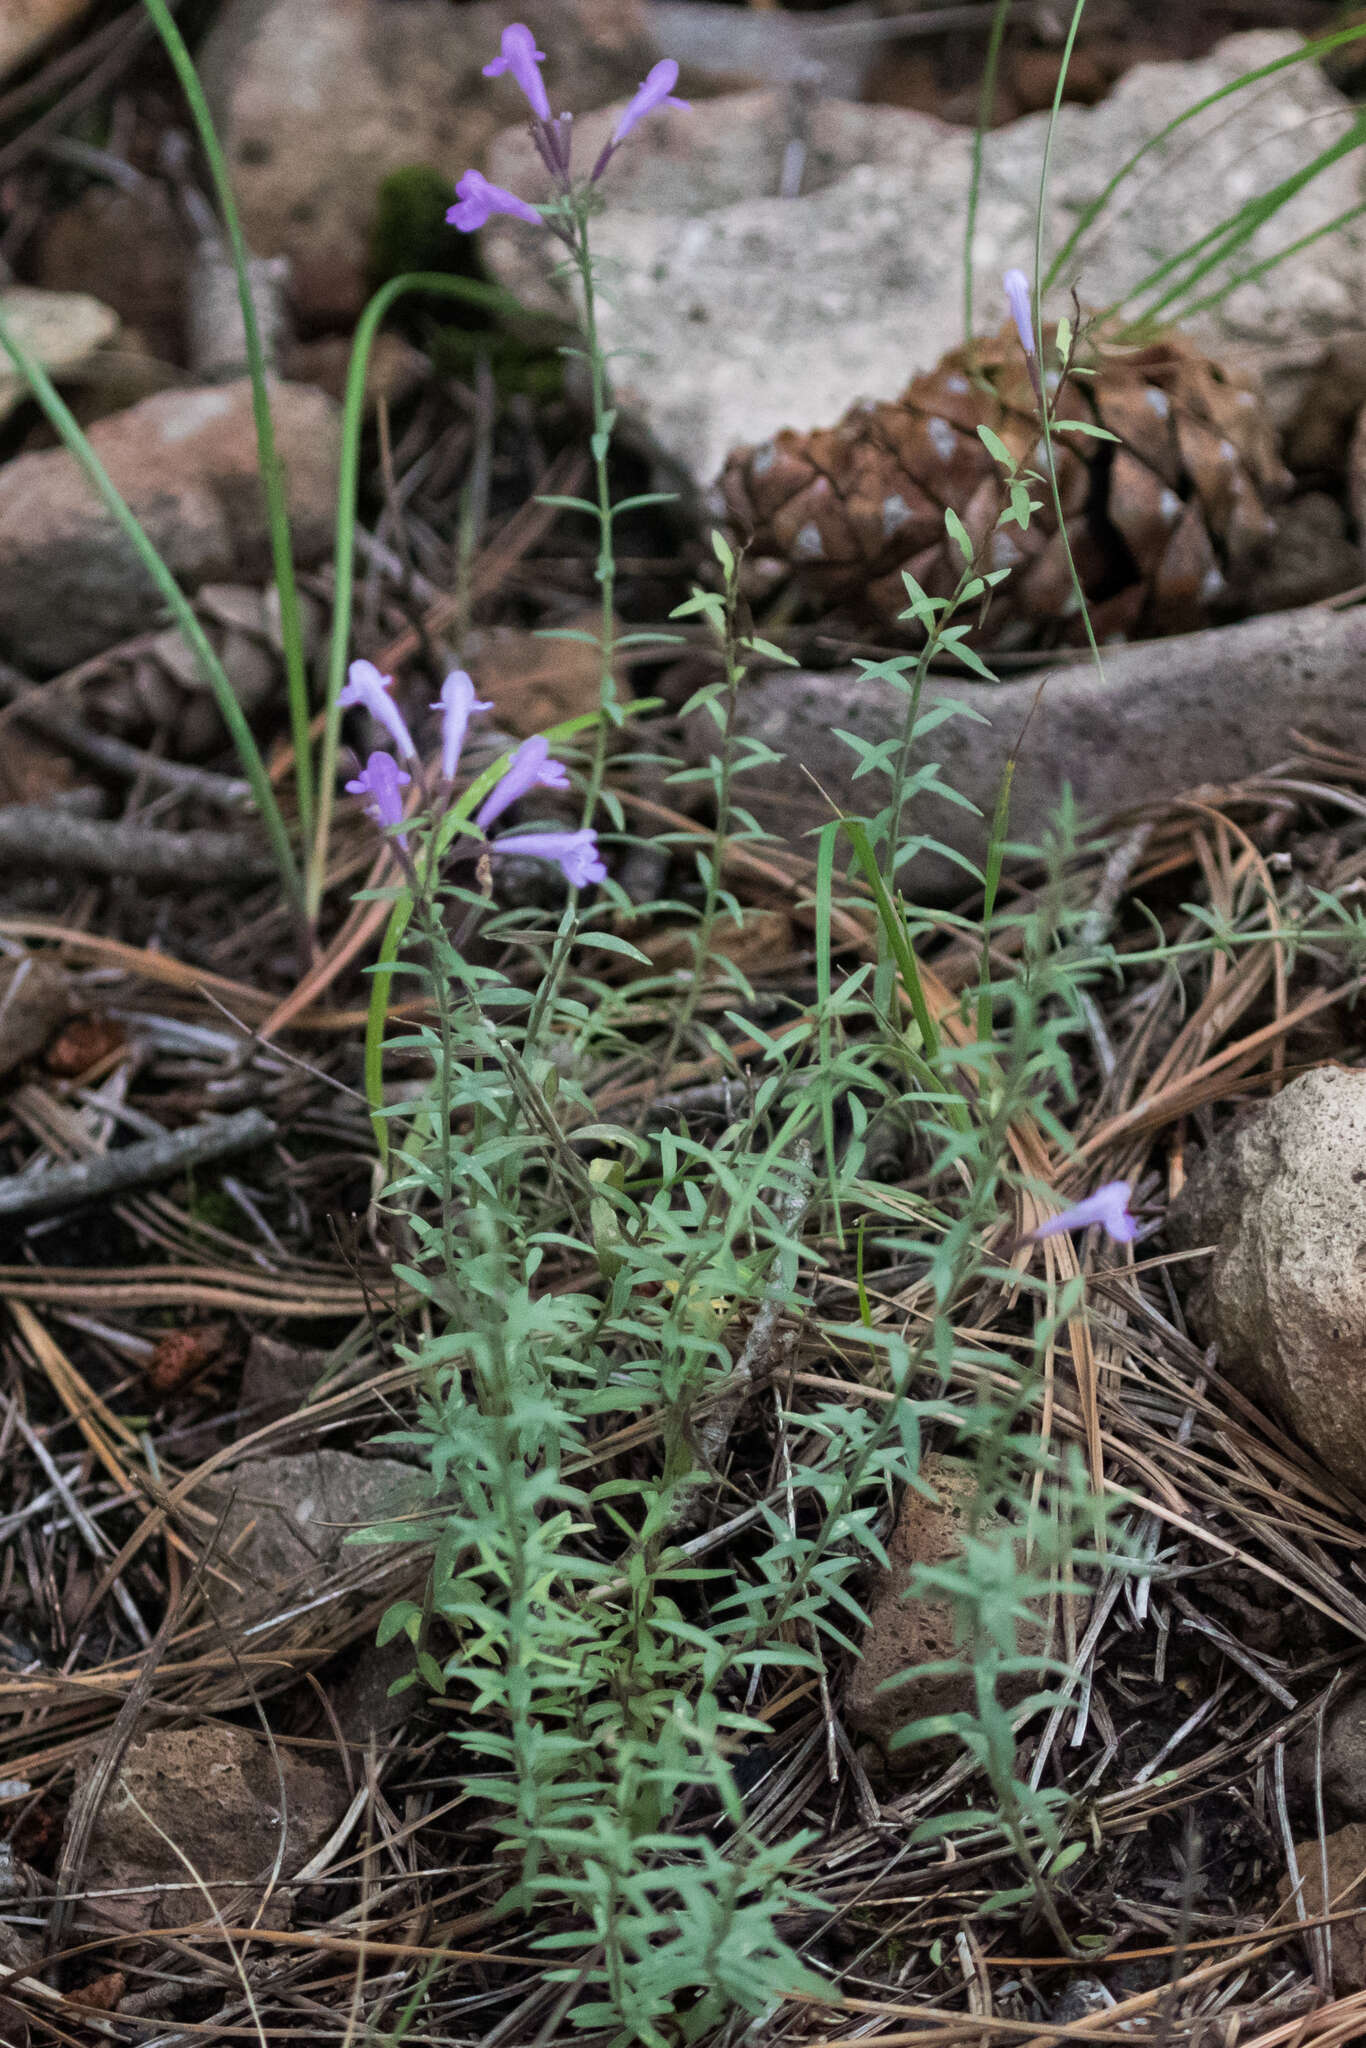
[345,751,411,839]
[1024,1180,1137,1246]
[446,169,543,234]
[475,734,571,830]
[495,829,607,888]
[339,659,416,760]
[431,669,492,782]
[610,59,688,146]
[482,22,551,121]
[1003,268,1035,358]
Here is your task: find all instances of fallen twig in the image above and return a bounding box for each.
[0,806,274,881]
[1,683,251,810]
[0,1106,275,1222]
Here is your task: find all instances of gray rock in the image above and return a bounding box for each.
[0,286,119,427]
[649,0,881,99]
[1169,1067,1366,1493]
[202,1449,422,1622]
[238,1331,332,1419]
[0,378,339,672]
[1254,492,1362,613]
[199,0,658,327]
[486,32,1366,486]
[1287,1686,1366,1826]
[683,600,1366,900]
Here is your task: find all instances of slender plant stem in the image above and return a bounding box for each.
[646,569,744,1115]
[573,232,619,828]
[0,304,304,920]
[309,270,521,922]
[140,0,315,852]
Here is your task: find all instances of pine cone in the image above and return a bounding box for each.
[716,325,1290,646]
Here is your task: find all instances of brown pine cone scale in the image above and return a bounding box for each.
[717,324,1289,647]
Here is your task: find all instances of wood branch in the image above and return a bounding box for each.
[0,806,274,882]
[0,1107,276,1222]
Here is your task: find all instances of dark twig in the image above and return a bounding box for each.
[0,682,251,811]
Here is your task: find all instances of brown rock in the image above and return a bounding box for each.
[43,1011,123,1079]
[1349,404,1366,571]
[471,612,616,734]
[0,378,339,671]
[72,1723,346,1932]
[0,952,69,1077]
[0,0,92,82]
[1169,1067,1366,1493]
[844,1454,1052,1761]
[198,0,656,327]
[0,727,77,806]
[37,185,190,364]
[281,331,428,412]
[1254,492,1361,612]
[1277,1822,1366,1990]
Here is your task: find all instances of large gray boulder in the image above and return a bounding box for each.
[486,32,1366,486]
[1170,1067,1366,1495]
[685,600,1366,899]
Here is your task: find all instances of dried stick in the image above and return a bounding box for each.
[0,1106,275,1222]
[0,806,274,882]
[1,683,252,811]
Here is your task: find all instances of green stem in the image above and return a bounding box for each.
[0,303,303,919]
[309,270,523,922]
[573,229,619,827]
[140,0,315,852]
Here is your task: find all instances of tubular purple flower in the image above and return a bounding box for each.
[1024,1180,1137,1246]
[446,169,543,234]
[1003,268,1036,358]
[482,23,551,120]
[610,59,688,145]
[431,670,492,782]
[345,751,411,838]
[475,735,571,830]
[495,829,607,888]
[339,659,416,760]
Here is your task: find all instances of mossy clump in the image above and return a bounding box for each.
[369,164,467,287]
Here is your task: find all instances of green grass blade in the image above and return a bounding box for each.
[814,819,842,1240]
[964,0,1012,347]
[1032,0,1088,319]
[1122,115,1366,324]
[841,817,970,1133]
[1043,25,1366,293]
[0,302,303,914]
[140,0,316,851]
[1171,196,1366,322]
